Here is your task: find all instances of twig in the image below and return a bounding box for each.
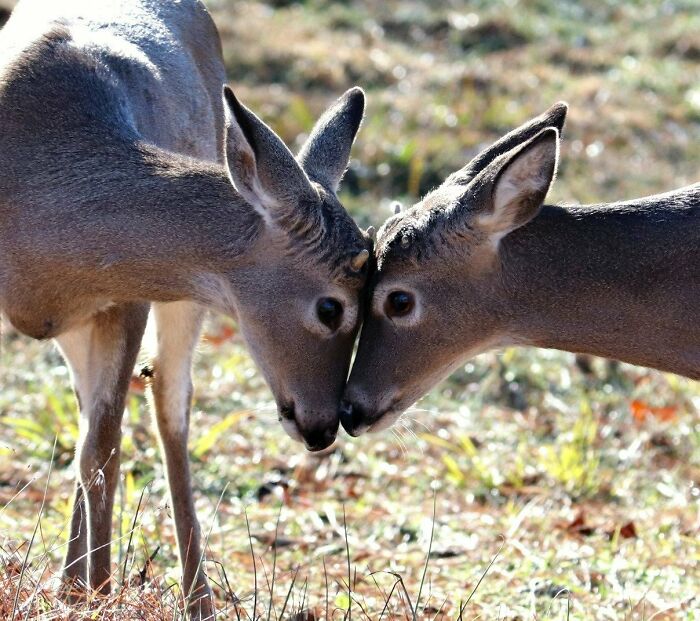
[11,436,56,620]
[343,505,351,621]
[121,482,150,586]
[414,490,437,621]
[245,508,258,620]
[278,565,300,620]
[457,536,505,620]
[266,503,283,621]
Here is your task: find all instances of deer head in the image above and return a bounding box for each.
[223,87,371,450]
[340,103,567,436]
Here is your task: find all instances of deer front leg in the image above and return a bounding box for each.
[60,482,88,600]
[56,303,149,596]
[151,301,214,619]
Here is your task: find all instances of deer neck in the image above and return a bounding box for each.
[89,146,260,311]
[3,142,261,337]
[498,187,700,379]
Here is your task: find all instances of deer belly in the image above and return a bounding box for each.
[4,285,113,340]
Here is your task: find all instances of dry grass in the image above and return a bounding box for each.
[3,319,700,619]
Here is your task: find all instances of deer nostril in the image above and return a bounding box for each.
[339,400,370,437]
[339,400,353,429]
[279,403,295,421]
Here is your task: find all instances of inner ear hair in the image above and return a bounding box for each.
[479,127,560,239]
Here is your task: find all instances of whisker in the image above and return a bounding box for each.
[401,414,434,433]
[391,427,405,454]
[399,419,420,444]
[391,428,408,457]
[405,407,436,413]
[399,419,424,455]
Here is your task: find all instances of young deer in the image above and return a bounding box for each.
[0,0,370,616]
[341,103,699,436]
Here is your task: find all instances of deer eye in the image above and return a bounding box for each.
[385,291,414,318]
[317,298,343,330]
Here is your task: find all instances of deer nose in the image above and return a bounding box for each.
[280,402,337,451]
[302,426,337,452]
[280,403,296,421]
[339,400,371,437]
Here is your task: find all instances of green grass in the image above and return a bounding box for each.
[3,321,699,619]
[2,0,700,618]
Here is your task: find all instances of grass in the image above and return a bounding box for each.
[3,321,699,619]
[1,0,700,619]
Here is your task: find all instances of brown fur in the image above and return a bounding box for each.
[342,107,699,438]
[1,1,369,616]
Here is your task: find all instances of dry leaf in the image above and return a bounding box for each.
[203,324,236,346]
[630,400,677,424]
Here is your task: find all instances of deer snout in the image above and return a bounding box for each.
[279,402,338,451]
[338,400,371,437]
[302,426,338,452]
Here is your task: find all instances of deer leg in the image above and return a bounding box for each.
[60,482,88,600]
[56,302,149,596]
[150,301,214,619]
[56,320,94,598]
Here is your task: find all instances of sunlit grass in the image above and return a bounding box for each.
[3,313,699,618]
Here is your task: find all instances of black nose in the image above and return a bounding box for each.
[279,403,295,421]
[303,427,337,452]
[339,400,371,437]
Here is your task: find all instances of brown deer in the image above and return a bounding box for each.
[0,0,371,617]
[340,103,699,436]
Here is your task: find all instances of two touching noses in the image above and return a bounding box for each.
[280,388,376,451]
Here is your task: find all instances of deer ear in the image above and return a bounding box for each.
[477,127,559,241]
[297,87,365,192]
[449,102,567,186]
[223,86,316,218]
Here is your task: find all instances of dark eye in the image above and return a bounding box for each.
[385,291,414,318]
[317,297,343,331]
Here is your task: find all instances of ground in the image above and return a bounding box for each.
[1,0,699,619]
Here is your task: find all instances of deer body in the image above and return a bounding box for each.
[1,1,370,617]
[0,0,229,337]
[341,104,699,436]
[2,153,250,337]
[502,188,700,379]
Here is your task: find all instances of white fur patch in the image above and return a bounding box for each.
[56,320,123,415]
[368,409,404,434]
[479,134,558,244]
[151,302,205,436]
[280,418,303,442]
[302,290,358,337]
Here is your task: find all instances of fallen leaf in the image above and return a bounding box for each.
[558,509,596,537]
[203,324,236,346]
[606,520,637,540]
[129,374,146,394]
[630,400,677,425]
[289,609,318,621]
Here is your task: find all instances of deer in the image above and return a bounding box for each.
[340,102,700,437]
[0,0,372,617]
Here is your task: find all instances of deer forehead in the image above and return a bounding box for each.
[376,186,481,263]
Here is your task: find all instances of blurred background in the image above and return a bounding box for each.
[1,1,699,619]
